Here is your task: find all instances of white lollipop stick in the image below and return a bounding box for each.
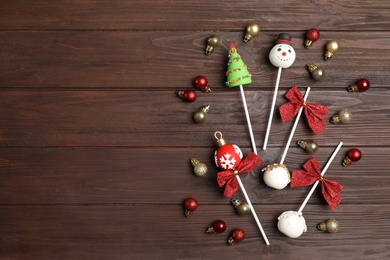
[239,85,257,154]
[263,67,282,150]
[235,175,270,245]
[279,87,311,164]
[297,141,343,213]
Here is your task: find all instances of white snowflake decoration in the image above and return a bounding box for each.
[233,144,243,159]
[218,152,236,169]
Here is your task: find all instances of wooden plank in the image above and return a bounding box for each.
[0,147,387,205]
[0,89,389,147]
[0,204,388,259]
[0,0,390,31]
[0,31,389,89]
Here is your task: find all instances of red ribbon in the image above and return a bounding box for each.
[217,153,262,198]
[279,86,328,136]
[291,157,343,210]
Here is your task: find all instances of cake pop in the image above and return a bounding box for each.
[263,33,296,150]
[277,142,343,238]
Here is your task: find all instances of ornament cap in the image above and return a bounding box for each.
[214,131,226,147]
[307,63,317,73]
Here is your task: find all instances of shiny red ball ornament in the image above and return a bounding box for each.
[176,89,196,102]
[348,78,370,92]
[305,28,320,48]
[206,220,227,234]
[214,131,243,170]
[194,75,212,93]
[227,228,246,245]
[342,148,362,166]
[184,198,198,217]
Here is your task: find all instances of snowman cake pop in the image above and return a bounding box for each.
[263,33,296,150]
[269,33,296,68]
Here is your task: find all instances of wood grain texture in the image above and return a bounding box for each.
[0,0,389,259]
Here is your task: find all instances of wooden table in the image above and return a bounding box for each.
[0,1,389,259]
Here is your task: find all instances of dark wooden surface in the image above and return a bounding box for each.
[1,1,389,259]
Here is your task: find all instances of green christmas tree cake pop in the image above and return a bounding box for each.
[226,43,252,87]
[225,43,257,154]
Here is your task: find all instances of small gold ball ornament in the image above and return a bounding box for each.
[317,219,340,233]
[331,109,352,124]
[297,140,319,154]
[243,23,260,43]
[307,63,325,81]
[324,40,340,60]
[205,35,221,55]
[230,197,251,216]
[193,105,210,124]
[190,158,208,177]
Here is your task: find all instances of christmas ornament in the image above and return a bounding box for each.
[227,228,246,245]
[226,43,257,154]
[263,87,311,190]
[190,158,208,176]
[277,142,343,238]
[342,148,362,166]
[263,33,296,150]
[194,75,212,93]
[184,198,198,217]
[243,23,260,43]
[324,40,340,60]
[176,89,196,102]
[331,109,352,124]
[230,197,251,216]
[298,140,319,154]
[206,220,226,234]
[348,78,370,92]
[304,28,320,48]
[291,157,344,210]
[280,86,328,136]
[214,131,269,245]
[317,219,340,233]
[205,35,221,56]
[307,63,325,81]
[193,105,210,124]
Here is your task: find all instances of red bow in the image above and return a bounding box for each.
[279,86,328,136]
[217,153,262,198]
[291,157,343,210]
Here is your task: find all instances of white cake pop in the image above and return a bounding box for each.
[269,33,296,69]
[262,163,290,190]
[277,211,307,238]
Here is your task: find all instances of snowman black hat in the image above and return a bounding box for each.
[276,33,292,45]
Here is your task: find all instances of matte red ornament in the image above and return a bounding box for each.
[194,75,212,93]
[348,78,370,92]
[305,28,320,48]
[176,89,196,102]
[184,198,198,217]
[206,220,226,234]
[214,132,243,170]
[228,228,246,245]
[343,148,362,166]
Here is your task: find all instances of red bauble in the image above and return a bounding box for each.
[194,75,211,93]
[348,148,362,162]
[184,198,198,217]
[228,228,246,245]
[305,28,320,48]
[176,89,196,102]
[206,220,226,234]
[214,143,243,170]
[355,78,370,92]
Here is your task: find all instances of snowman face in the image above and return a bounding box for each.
[269,44,296,68]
